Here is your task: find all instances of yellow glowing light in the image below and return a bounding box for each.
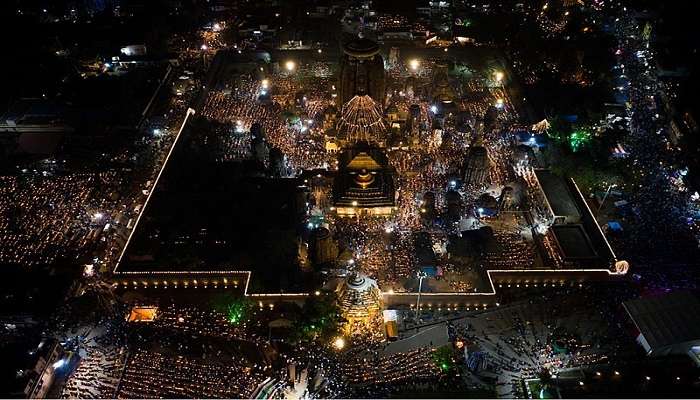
[333,337,346,350]
[261,79,269,88]
[285,60,296,71]
[494,71,504,82]
[409,59,420,70]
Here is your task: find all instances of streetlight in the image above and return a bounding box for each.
[332,337,345,350]
[415,271,428,322]
[597,183,618,211]
[285,60,296,72]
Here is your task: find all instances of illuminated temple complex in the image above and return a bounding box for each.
[336,95,387,145]
[332,141,395,216]
[337,272,382,323]
[332,38,395,217]
[338,38,386,106]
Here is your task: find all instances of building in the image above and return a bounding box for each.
[463,141,490,189]
[431,62,456,104]
[23,340,65,399]
[337,272,382,322]
[533,169,581,224]
[332,142,395,216]
[623,292,700,366]
[310,227,339,266]
[338,38,386,106]
[0,98,73,154]
[336,95,387,145]
[532,169,621,269]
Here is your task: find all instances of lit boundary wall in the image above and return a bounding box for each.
[110,108,629,309]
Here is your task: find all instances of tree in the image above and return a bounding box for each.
[210,293,252,325]
[292,295,341,342]
[432,345,455,373]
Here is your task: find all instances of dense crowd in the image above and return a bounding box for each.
[0,170,127,266]
[117,349,264,398]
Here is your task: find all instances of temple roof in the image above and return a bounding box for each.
[343,38,380,58]
[333,143,395,209]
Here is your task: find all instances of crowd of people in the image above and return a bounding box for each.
[0,170,127,266]
[61,345,126,399]
[452,285,634,398]
[117,349,265,398]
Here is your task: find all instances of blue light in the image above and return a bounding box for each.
[430,105,438,113]
[53,359,67,369]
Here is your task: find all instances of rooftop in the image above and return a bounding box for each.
[550,224,597,259]
[535,169,582,219]
[624,292,700,351]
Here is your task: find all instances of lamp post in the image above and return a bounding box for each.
[597,183,618,211]
[415,271,428,322]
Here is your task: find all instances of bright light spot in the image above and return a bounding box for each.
[409,59,420,70]
[177,317,185,323]
[285,60,296,71]
[317,48,323,54]
[104,62,111,69]
[261,79,269,88]
[307,222,314,229]
[93,212,104,220]
[333,337,346,350]
[348,259,355,265]
[213,23,221,31]
[260,90,267,96]
[300,126,307,132]
[83,264,94,277]
[153,128,161,135]
[645,376,651,381]
[430,105,438,113]
[477,208,484,214]
[385,226,394,234]
[494,71,504,82]
[450,180,456,187]
[352,200,358,207]
[200,44,208,51]
[495,98,504,108]
[52,359,67,369]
